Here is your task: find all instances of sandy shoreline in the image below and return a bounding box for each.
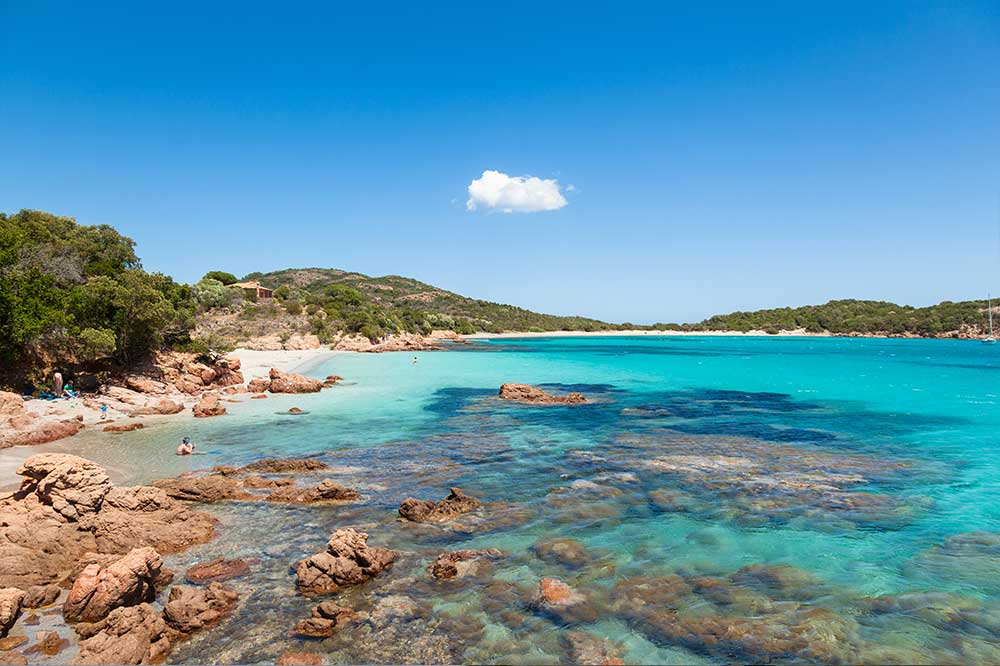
[0,347,342,483]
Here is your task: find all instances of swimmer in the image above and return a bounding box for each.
[176,436,195,456]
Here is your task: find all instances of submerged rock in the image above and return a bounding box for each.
[24,630,69,656]
[266,479,360,504]
[533,577,598,623]
[296,528,395,596]
[561,631,625,665]
[531,538,592,569]
[399,487,481,523]
[74,603,172,665]
[498,383,587,405]
[185,557,252,584]
[64,547,163,623]
[162,583,239,634]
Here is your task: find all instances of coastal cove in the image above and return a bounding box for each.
[2,335,1000,664]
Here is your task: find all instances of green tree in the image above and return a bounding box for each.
[202,270,238,285]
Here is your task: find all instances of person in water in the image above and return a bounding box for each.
[176,436,195,456]
[412,356,418,365]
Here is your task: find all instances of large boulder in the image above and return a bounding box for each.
[0,588,25,638]
[0,456,215,590]
[192,393,226,418]
[129,398,184,417]
[295,528,395,596]
[498,383,587,404]
[246,377,271,393]
[23,584,61,608]
[74,603,172,665]
[398,488,481,523]
[268,368,322,394]
[64,548,163,623]
[81,486,217,554]
[102,422,145,433]
[0,391,25,416]
[17,453,111,521]
[162,583,239,635]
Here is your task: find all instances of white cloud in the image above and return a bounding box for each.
[466,170,568,214]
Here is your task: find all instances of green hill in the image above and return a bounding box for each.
[242,267,614,337]
[673,298,993,337]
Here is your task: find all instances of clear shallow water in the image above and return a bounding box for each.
[30,336,1000,664]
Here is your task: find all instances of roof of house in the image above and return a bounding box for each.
[231,281,271,290]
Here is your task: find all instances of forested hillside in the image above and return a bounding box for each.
[674,299,993,337]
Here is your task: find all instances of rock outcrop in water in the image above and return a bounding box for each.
[427,549,502,580]
[267,368,322,394]
[192,392,226,418]
[398,487,481,523]
[153,474,253,502]
[238,458,329,474]
[0,454,215,590]
[295,528,395,596]
[64,547,164,623]
[498,383,587,404]
[74,603,172,665]
[162,583,239,634]
[152,457,359,506]
[265,479,360,504]
[291,601,359,637]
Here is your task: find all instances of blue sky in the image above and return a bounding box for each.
[2,2,998,323]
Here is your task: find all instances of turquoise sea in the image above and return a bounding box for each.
[26,336,1000,664]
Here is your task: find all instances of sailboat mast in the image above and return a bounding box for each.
[990,293,994,337]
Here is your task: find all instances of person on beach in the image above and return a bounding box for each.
[100,403,108,420]
[176,436,195,456]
